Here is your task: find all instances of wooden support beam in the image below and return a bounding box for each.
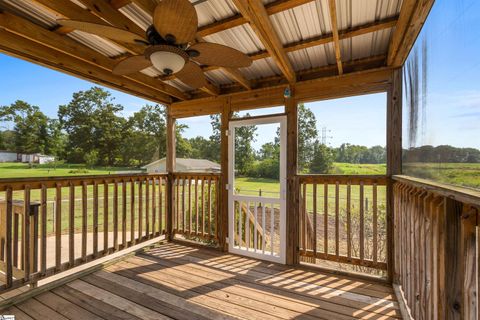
[219,98,232,251]
[387,68,402,283]
[197,0,314,37]
[199,81,220,96]
[166,111,176,241]
[221,68,252,90]
[202,16,397,73]
[29,0,188,100]
[232,0,296,83]
[170,67,392,117]
[285,94,298,265]
[328,0,343,75]
[387,0,434,67]
[0,29,172,104]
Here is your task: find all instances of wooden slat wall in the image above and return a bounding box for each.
[0,173,169,294]
[172,173,221,244]
[393,177,479,319]
[298,175,388,272]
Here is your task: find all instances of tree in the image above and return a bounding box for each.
[297,104,318,172]
[233,113,257,175]
[310,141,334,173]
[58,87,125,165]
[122,104,168,165]
[0,100,50,154]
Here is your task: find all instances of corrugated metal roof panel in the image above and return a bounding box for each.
[336,0,402,29]
[67,31,127,57]
[119,3,151,31]
[203,24,265,53]
[288,43,335,71]
[341,28,393,61]
[205,69,235,85]
[269,0,331,45]
[196,0,239,27]
[240,58,281,80]
[1,0,59,28]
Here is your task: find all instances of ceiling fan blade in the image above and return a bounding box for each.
[153,0,198,45]
[175,61,207,89]
[189,42,252,68]
[57,20,147,44]
[113,55,152,75]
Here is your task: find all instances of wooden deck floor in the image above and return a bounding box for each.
[1,243,401,319]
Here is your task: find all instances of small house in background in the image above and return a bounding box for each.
[142,158,220,173]
[0,150,18,163]
[20,153,55,164]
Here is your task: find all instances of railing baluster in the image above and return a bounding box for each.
[103,181,109,252]
[69,183,75,266]
[5,187,13,288]
[323,182,328,258]
[122,179,127,245]
[335,181,339,258]
[346,182,351,259]
[207,178,212,237]
[262,202,266,253]
[55,183,61,270]
[238,201,242,247]
[130,178,135,244]
[254,201,258,251]
[373,183,378,263]
[313,183,317,258]
[152,177,156,237]
[270,202,274,255]
[82,182,87,261]
[13,207,18,268]
[201,178,205,236]
[145,177,150,238]
[301,183,306,256]
[188,177,192,235]
[113,181,119,250]
[40,184,47,275]
[195,178,199,236]
[136,179,141,243]
[181,176,185,233]
[93,182,98,257]
[158,177,163,235]
[359,181,365,262]
[23,186,31,281]
[175,177,179,233]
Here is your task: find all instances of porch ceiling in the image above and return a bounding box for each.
[0,0,433,107]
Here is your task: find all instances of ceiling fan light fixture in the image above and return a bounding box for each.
[150,51,185,75]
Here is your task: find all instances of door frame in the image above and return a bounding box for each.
[227,115,287,264]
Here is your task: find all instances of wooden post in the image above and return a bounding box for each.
[387,68,402,283]
[219,97,232,251]
[166,108,176,241]
[286,92,298,265]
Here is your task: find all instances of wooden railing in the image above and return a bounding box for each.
[298,175,388,273]
[393,175,479,319]
[0,173,168,293]
[172,173,220,244]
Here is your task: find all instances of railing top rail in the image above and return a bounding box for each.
[298,174,387,185]
[393,175,480,207]
[173,172,221,178]
[0,173,168,191]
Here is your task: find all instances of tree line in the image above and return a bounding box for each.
[1,87,477,174]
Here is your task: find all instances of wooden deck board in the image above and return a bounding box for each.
[2,242,400,319]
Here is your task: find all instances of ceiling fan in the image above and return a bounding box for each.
[57,0,252,89]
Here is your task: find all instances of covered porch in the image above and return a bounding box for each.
[0,0,478,319]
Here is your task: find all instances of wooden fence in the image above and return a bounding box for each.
[172,173,220,243]
[393,175,479,319]
[298,175,388,272]
[0,173,168,293]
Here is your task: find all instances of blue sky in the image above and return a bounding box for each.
[0,0,479,149]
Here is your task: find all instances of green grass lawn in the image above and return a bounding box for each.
[0,162,140,179]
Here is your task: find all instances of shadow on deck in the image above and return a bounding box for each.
[1,242,400,319]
